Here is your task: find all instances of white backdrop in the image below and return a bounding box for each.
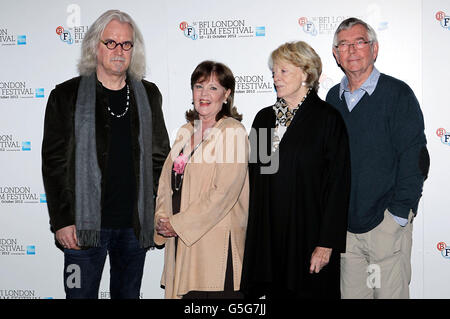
[0,0,448,299]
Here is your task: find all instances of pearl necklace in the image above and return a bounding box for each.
[107,84,130,118]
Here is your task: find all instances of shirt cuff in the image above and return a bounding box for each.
[389,211,408,227]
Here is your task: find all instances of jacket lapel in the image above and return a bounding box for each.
[279,90,317,145]
[94,78,110,173]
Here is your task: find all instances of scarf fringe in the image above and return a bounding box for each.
[140,230,155,249]
[76,230,101,247]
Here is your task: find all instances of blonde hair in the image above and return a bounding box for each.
[269,41,322,91]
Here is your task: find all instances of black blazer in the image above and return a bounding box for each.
[41,75,170,243]
[241,91,351,298]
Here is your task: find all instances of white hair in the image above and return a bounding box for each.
[77,9,146,80]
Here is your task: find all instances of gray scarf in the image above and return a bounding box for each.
[74,74,154,248]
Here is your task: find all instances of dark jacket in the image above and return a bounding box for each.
[41,75,170,248]
[241,91,350,299]
[326,73,429,233]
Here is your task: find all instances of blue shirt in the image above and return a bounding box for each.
[338,68,408,227]
[339,67,380,112]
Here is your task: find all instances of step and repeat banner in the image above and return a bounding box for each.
[0,0,449,299]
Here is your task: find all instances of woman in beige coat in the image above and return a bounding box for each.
[154,60,249,299]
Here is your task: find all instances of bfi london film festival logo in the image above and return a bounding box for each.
[235,74,273,95]
[436,11,450,30]
[99,291,144,299]
[319,74,335,92]
[0,28,27,46]
[436,128,450,146]
[234,73,335,96]
[0,186,46,205]
[298,15,388,37]
[437,242,450,259]
[298,16,350,36]
[0,238,36,256]
[0,81,45,99]
[56,25,89,45]
[56,4,89,45]
[0,134,33,152]
[179,20,265,40]
[0,289,53,299]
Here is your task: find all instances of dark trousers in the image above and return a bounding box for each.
[63,228,147,299]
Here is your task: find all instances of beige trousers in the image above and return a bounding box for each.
[340,209,414,299]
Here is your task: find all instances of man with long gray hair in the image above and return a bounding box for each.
[326,17,429,299]
[42,9,170,298]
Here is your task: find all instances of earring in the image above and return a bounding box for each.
[224,100,228,104]
[302,81,307,86]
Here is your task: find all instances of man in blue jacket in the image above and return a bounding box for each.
[326,17,429,298]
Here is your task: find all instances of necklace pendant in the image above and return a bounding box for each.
[174,172,184,191]
[107,84,130,118]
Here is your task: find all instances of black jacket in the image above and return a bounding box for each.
[241,91,350,298]
[41,75,170,247]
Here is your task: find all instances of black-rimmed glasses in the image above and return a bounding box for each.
[100,39,134,51]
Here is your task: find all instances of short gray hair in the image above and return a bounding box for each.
[332,17,378,48]
[77,9,146,80]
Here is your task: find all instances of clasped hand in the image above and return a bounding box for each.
[156,218,178,238]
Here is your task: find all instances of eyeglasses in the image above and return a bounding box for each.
[335,40,372,52]
[100,39,134,51]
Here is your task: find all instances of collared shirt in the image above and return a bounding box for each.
[339,67,380,112]
[339,67,408,227]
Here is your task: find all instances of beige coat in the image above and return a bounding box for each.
[154,117,249,299]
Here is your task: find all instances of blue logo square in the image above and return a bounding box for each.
[17,35,26,45]
[256,26,265,37]
[35,88,44,98]
[27,245,35,255]
[378,22,389,31]
[22,141,31,151]
[40,194,47,203]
